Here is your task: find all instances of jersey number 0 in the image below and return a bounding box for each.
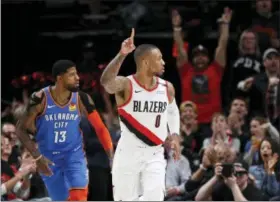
[155,115,161,128]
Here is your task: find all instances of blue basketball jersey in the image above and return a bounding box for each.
[36,86,83,154]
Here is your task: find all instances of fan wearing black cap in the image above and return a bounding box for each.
[16,60,114,201]
[238,48,280,128]
[195,160,269,201]
[172,8,231,131]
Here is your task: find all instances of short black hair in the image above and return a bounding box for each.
[133,44,158,62]
[52,59,76,79]
[231,96,248,107]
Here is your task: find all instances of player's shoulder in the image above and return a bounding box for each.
[78,91,94,103]
[157,77,174,89]
[31,89,45,100]
[28,89,46,108]
[78,91,90,100]
[124,75,133,82]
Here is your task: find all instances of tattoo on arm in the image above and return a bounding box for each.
[16,91,45,158]
[100,53,128,94]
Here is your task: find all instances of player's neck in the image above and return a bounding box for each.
[52,84,71,104]
[134,72,156,89]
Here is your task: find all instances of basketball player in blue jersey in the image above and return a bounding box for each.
[16,60,114,201]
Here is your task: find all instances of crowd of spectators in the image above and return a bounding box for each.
[1,0,279,201]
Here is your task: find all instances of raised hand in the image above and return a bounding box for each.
[171,9,182,27]
[243,77,254,91]
[269,77,279,88]
[120,28,136,56]
[251,136,261,152]
[18,163,36,177]
[224,175,237,189]
[202,146,217,168]
[267,153,279,173]
[214,163,223,177]
[218,7,232,24]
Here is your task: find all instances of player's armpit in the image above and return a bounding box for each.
[79,92,114,157]
[16,90,45,158]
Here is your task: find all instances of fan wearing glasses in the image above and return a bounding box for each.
[195,160,269,201]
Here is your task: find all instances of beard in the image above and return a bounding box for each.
[66,84,79,92]
[153,71,164,77]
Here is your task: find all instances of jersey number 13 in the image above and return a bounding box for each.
[54,131,67,143]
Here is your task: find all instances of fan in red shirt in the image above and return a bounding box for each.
[172,8,231,126]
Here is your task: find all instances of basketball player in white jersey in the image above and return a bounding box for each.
[100,28,181,201]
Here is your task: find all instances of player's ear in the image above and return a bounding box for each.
[143,59,149,67]
[57,75,63,82]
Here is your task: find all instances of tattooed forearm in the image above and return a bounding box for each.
[100,53,127,94]
[16,91,44,158]
[16,110,41,158]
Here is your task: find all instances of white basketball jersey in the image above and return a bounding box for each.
[117,75,170,147]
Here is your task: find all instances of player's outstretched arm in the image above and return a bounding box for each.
[100,28,135,94]
[16,91,54,176]
[79,92,114,160]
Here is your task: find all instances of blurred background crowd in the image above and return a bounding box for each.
[1,0,280,201]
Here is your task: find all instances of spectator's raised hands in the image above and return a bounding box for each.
[171,9,182,27]
[228,113,242,132]
[224,175,237,189]
[218,7,232,24]
[19,151,37,173]
[251,136,262,152]
[214,163,223,177]
[18,162,36,177]
[202,146,217,168]
[268,77,279,88]
[267,153,279,173]
[240,77,254,91]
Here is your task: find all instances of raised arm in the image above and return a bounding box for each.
[215,7,232,67]
[171,10,188,68]
[79,92,114,160]
[100,28,135,94]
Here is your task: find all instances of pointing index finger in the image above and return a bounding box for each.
[130,28,135,40]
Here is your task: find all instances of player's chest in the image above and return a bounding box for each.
[130,91,168,114]
[43,111,79,122]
